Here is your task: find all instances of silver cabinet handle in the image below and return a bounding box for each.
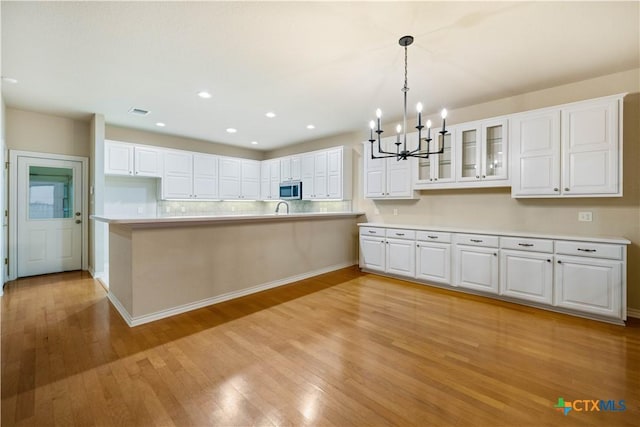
[577,248,596,253]
[368,230,376,234]
[396,233,405,236]
[470,239,483,243]
[427,235,438,239]
[518,243,534,247]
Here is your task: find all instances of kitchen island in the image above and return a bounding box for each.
[93,212,365,326]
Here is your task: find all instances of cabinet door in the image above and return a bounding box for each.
[481,119,508,181]
[260,162,271,200]
[456,123,482,182]
[360,236,386,272]
[290,156,301,180]
[300,154,315,199]
[386,238,415,277]
[562,98,619,195]
[219,157,242,199]
[327,149,342,199]
[313,151,328,198]
[105,141,134,176]
[455,245,499,293]
[433,129,455,183]
[193,153,218,199]
[511,110,561,197]
[163,151,193,199]
[416,242,451,284]
[386,157,414,197]
[134,146,162,177]
[241,160,260,200]
[280,157,291,181]
[364,143,387,198]
[555,255,622,318]
[500,250,552,304]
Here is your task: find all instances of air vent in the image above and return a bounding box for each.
[128,107,150,116]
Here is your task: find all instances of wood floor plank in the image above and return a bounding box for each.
[2,268,639,426]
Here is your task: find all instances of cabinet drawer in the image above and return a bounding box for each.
[416,231,452,243]
[501,237,553,253]
[360,227,385,237]
[456,234,499,248]
[386,229,416,240]
[555,241,623,260]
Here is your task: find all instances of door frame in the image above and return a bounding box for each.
[9,150,89,280]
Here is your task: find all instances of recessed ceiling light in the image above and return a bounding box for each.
[197,91,212,99]
[1,76,18,84]
[306,124,315,130]
[265,112,276,118]
[251,141,258,145]
[156,122,166,127]
[226,128,237,133]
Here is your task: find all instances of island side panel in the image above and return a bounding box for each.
[129,217,359,319]
[109,224,134,316]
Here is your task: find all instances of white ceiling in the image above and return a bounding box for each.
[2,1,639,151]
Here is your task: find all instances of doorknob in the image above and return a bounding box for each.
[75,212,81,216]
[75,219,82,224]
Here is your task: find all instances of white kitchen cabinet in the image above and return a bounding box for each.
[359,228,386,272]
[511,94,623,198]
[364,137,417,199]
[260,159,281,200]
[219,157,260,200]
[386,237,415,278]
[555,255,622,318]
[415,239,451,285]
[162,151,219,200]
[105,141,162,177]
[454,240,499,294]
[280,155,301,181]
[301,146,351,200]
[455,118,508,185]
[500,250,553,304]
[416,127,455,186]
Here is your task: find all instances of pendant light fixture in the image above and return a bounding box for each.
[368,35,449,160]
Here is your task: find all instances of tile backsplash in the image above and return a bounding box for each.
[157,200,352,216]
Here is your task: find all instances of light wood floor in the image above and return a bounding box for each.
[2,268,639,426]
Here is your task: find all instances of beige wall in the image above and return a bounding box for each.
[6,108,90,157]
[267,68,640,311]
[106,125,264,160]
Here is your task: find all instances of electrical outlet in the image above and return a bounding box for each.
[137,207,144,215]
[393,208,398,216]
[578,211,593,222]
[181,206,186,213]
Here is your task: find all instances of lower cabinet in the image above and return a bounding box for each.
[358,224,628,323]
[555,255,622,318]
[500,250,553,304]
[455,245,499,293]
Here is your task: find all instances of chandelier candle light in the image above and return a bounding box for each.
[369,35,449,160]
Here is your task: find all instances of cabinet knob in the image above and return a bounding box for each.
[430,179,433,182]
[476,175,480,179]
[493,253,497,256]
[547,259,551,263]
[557,260,562,264]
[564,188,570,191]
[434,178,438,181]
[553,188,559,192]
[416,244,420,247]
[482,175,486,178]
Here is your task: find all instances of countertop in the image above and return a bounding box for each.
[92,211,366,227]
[358,222,631,244]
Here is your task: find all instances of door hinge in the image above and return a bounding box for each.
[4,162,8,170]
[4,258,7,266]
[4,210,7,217]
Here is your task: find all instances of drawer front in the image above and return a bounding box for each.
[416,231,452,243]
[360,227,385,237]
[501,237,553,253]
[555,241,623,260]
[456,233,499,248]
[385,229,416,240]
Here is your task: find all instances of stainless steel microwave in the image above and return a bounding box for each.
[279,181,302,200]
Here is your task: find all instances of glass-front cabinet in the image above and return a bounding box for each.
[456,119,508,183]
[417,127,455,185]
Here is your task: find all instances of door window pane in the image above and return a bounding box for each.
[29,166,73,219]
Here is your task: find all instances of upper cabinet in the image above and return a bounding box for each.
[300,146,351,200]
[364,136,417,199]
[260,159,281,200]
[280,155,301,181]
[416,128,455,186]
[511,95,623,198]
[219,157,260,200]
[105,140,162,177]
[455,118,508,185]
[162,151,219,200]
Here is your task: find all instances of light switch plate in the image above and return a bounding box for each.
[578,211,593,222]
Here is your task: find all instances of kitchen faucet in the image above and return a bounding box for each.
[275,201,289,214]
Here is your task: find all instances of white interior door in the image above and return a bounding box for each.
[17,156,83,277]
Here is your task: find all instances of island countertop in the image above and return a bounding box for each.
[92,211,366,228]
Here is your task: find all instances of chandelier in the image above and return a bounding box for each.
[368,35,449,160]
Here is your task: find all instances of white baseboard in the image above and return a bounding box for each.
[109,261,356,327]
[627,307,640,319]
[88,266,95,277]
